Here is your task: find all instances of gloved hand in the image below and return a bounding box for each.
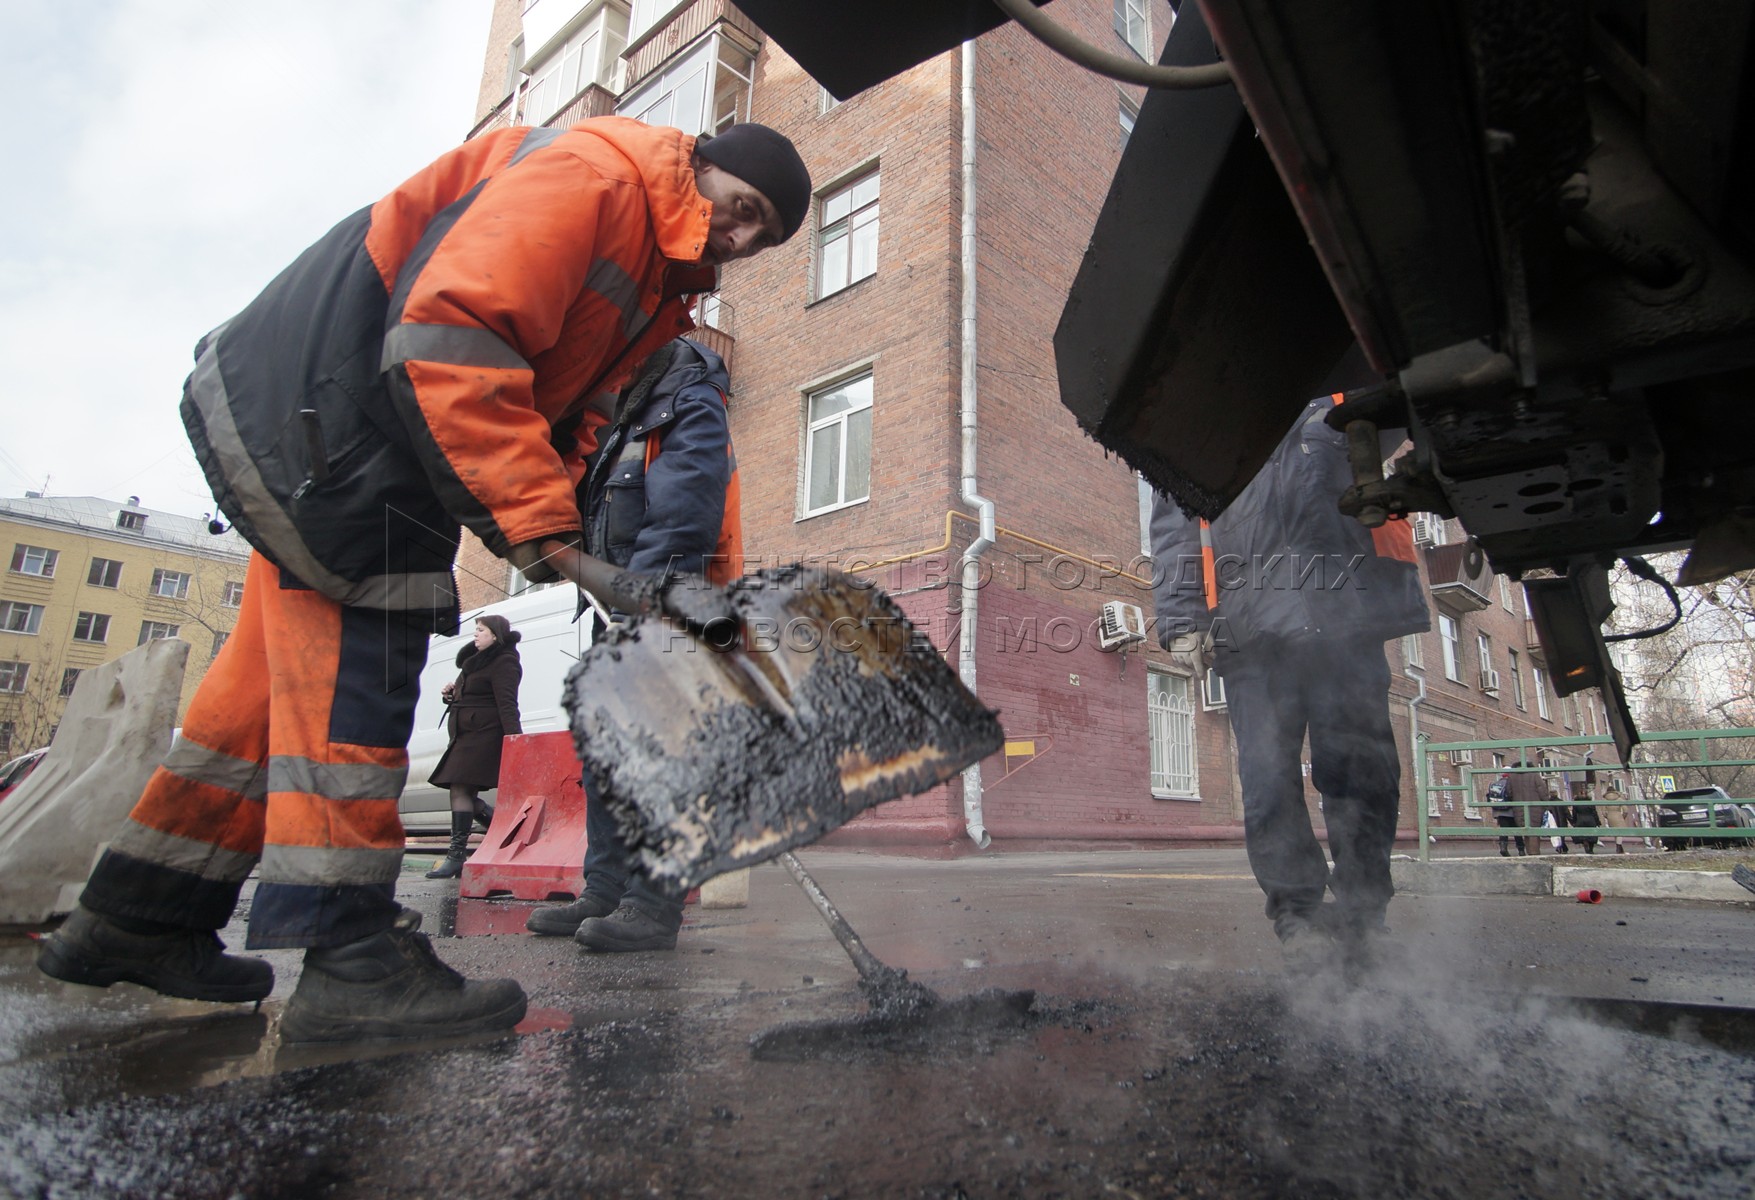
[649,571,740,649]
[1177,627,1215,679]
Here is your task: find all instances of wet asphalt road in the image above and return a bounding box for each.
[2,846,1752,1199]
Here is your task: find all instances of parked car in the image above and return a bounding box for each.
[398,585,591,835]
[0,747,48,804]
[1656,786,1753,850]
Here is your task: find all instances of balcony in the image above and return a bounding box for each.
[625,1,762,90]
[541,83,619,129]
[1424,542,1493,613]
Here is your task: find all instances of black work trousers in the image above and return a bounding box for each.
[1220,636,1401,938]
[582,771,684,931]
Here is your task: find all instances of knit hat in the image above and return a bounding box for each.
[696,123,812,242]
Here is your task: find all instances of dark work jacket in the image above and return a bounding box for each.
[577,338,742,583]
[428,643,523,790]
[1150,396,1430,666]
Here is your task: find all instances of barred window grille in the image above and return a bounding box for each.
[1148,669,1199,798]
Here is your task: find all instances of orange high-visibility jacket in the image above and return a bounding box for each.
[182,118,717,630]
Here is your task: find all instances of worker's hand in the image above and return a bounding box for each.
[1177,627,1215,679]
[650,571,741,650]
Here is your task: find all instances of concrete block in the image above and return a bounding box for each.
[1391,856,1553,896]
[700,868,751,908]
[1553,865,1755,905]
[0,639,188,926]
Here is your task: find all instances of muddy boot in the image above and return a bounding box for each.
[425,812,473,879]
[473,799,496,831]
[574,903,679,953]
[525,893,617,936]
[37,906,272,1002]
[279,919,527,1043]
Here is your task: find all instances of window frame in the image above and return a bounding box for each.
[72,611,110,644]
[1113,0,1152,59]
[59,667,81,698]
[1438,613,1461,682]
[1476,631,1493,683]
[1147,667,1200,798]
[800,369,875,518]
[1532,662,1552,720]
[221,580,246,608]
[815,166,881,300]
[138,620,181,645]
[87,557,122,589]
[0,661,29,694]
[150,568,192,600]
[1508,648,1526,709]
[0,601,45,636]
[10,544,58,578]
[116,510,147,531]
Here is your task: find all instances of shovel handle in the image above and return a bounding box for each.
[540,540,738,648]
[779,852,895,986]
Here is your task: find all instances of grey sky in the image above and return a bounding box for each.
[0,0,488,518]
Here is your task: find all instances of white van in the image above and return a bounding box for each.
[398,585,592,833]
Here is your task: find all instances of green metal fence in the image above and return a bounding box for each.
[1414,728,1755,861]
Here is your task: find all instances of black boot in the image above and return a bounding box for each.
[37,906,273,1002]
[279,915,526,1043]
[425,812,472,879]
[473,799,496,831]
[526,893,617,936]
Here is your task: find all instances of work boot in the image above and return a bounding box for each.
[574,903,679,953]
[1273,913,1336,977]
[37,905,272,1003]
[473,799,496,831]
[426,812,473,879]
[279,918,527,1043]
[525,893,617,936]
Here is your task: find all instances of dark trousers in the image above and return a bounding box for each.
[1221,637,1401,938]
[582,772,684,930]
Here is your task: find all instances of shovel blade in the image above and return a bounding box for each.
[564,566,1002,892]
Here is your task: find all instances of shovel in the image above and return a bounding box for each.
[563,564,1004,893]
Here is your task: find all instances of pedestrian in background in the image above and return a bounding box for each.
[1602,776,1632,853]
[426,615,523,879]
[1508,756,1547,854]
[527,336,741,953]
[1489,774,1526,856]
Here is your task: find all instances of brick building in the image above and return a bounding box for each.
[453,0,1608,847]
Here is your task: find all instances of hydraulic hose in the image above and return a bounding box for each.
[989,0,1233,89]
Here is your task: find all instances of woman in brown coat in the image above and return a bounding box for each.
[425,613,522,879]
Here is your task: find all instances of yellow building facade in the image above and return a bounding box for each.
[0,495,250,757]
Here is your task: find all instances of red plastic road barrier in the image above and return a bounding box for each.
[460,732,589,901]
[1576,888,1603,904]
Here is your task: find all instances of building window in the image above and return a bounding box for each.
[0,601,44,635]
[1499,575,1514,611]
[1477,631,1493,680]
[87,558,122,588]
[628,0,671,42]
[619,33,754,137]
[0,721,11,752]
[1120,92,1139,148]
[150,569,191,600]
[222,580,246,608]
[1137,476,1154,557]
[212,630,230,658]
[1114,0,1151,58]
[1148,668,1199,797]
[819,85,840,114]
[519,6,627,126]
[1438,613,1461,682]
[59,668,81,698]
[1201,667,1227,710]
[1508,648,1526,709]
[1532,663,1551,720]
[73,612,110,643]
[117,510,147,531]
[816,168,880,299]
[1404,632,1423,669]
[10,544,57,578]
[138,621,180,645]
[803,372,873,516]
[0,661,29,693]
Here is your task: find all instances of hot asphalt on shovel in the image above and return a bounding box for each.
[563,564,1005,895]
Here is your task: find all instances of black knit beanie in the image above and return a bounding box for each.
[696,123,812,242]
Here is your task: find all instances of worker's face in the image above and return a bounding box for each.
[693,160,784,266]
[473,622,496,651]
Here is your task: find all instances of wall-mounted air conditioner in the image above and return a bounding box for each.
[1450,748,1474,764]
[1097,601,1146,651]
[1480,667,1502,695]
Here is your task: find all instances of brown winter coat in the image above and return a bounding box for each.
[428,643,523,791]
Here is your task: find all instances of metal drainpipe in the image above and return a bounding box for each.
[1407,663,1429,860]
[958,38,994,850]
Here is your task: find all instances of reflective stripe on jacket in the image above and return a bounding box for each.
[181,118,716,630]
[1150,395,1431,657]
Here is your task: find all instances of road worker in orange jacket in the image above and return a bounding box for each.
[39,119,810,1043]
